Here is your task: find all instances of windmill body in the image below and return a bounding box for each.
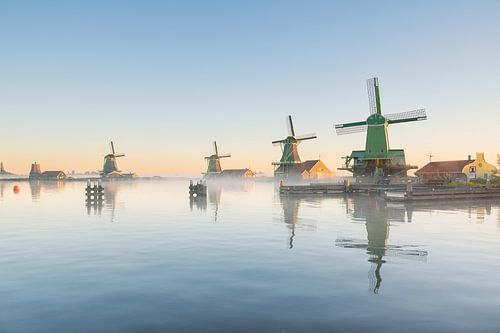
[101,141,134,179]
[204,141,231,178]
[273,115,317,179]
[335,78,427,178]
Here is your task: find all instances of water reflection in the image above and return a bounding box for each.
[398,199,498,225]
[208,186,222,222]
[103,182,118,221]
[28,180,66,201]
[189,193,207,211]
[279,195,320,249]
[191,180,255,222]
[85,181,129,222]
[337,198,427,294]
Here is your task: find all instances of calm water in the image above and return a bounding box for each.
[1,180,500,333]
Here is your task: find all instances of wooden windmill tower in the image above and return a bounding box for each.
[335,78,427,179]
[272,115,317,178]
[204,141,231,177]
[101,141,125,177]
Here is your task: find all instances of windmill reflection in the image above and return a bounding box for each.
[102,182,119,221]
[190,180,254,222]
[336,198,427,294]
[279,195,319,249]
[208,186,222,222]
[281,196,300,248]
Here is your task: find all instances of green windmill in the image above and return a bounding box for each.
[101,141,125,177]
[335,78,427,179]
[272,115,317,178]
[204,141,231,177]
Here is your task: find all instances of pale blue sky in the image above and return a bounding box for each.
[1,0,499,174]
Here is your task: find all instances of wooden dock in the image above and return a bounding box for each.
[385,187,500,202]
[279,182,419,196]
[279,183,346,195]
[279,181,500,202]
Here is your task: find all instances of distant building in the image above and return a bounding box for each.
[462,152,497,181]
[219,168,255,179]
[29,162,66,180]
[0,162,14,176]
[415,157,473,184]
[40,171,66,180]
[275,160,333,180]
[29,162,42,179]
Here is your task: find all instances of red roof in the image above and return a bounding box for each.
[219,168,255,177]
[415,160,472,175]
[275,160,329,175]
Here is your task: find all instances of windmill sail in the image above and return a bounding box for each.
[295,133,317,141]
[102,141,126,175]
[335,120,369,135]
[272,115,317,168]
[367,77,379,115]
[213,141,219,156]
[205,141,230,174]
[335,124,368,135]
[286,115,296,137]
[385,109,427,124]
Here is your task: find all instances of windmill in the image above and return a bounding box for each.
[204,141,231,176]
[272,115,317,178]
[335,77,427,178]
[101,141,125,177]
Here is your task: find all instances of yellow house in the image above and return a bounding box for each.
[462,152,497,181]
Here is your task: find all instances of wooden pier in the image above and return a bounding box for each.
[279,180,415,196]
[85,181,104,205]
[279,180,500,202]
[385,187,500,202]
[279,183,346,195]
[189,180,207,197]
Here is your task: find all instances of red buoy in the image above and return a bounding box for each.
[13,185,20,194]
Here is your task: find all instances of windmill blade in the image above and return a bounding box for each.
[335,125,368,135]
[213,141,219,156]
[110,141,116,154]
[367,77,379,115]
[296,133,317,141]
[385,109,427,124]
[335,120,368,135]
[218,154,231,158]
[272,139,286,145]
[287,115,296,137]
[115,154,125,158]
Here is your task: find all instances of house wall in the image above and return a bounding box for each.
[419,172,467,184]
[462,153,497,180]
[307,161,333,179]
